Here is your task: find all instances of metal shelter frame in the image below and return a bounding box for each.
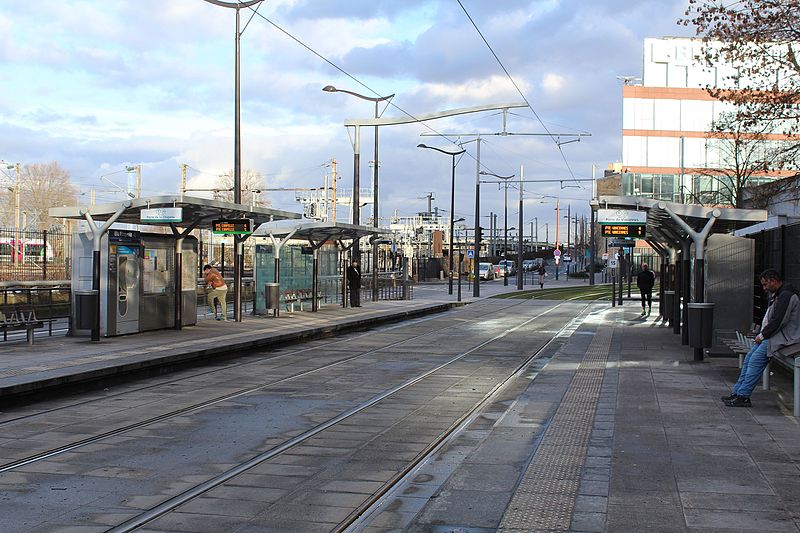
[596,196,767,360]
[50,196,301,340]
[253,221,385,312]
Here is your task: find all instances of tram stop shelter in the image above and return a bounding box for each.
[50,195,301,341]
[595,196,767,360]
[252,221,386,313]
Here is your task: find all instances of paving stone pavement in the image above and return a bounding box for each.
[368,301,800,532]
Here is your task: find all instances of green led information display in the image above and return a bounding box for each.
[601,224,646,237]
[212,219,253,235]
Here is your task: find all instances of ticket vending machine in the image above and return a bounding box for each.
[109,233,141,335]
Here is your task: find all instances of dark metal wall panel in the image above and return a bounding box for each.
[706,234,754,347]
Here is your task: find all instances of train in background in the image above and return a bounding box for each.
[0,238,55,263]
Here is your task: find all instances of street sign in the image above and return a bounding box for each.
[467,249,475,259]
[601,224,646,237]
[141,207,182,223]
[602,253,609,261]
[563,255,572,263]
[553,249,561,257]
[609,258,618,269]
[598,209,646,225]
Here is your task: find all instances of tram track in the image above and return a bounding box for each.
[0,299,533,474]
[104,300,594,533]
[0,301,497,426]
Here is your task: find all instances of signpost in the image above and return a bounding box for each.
[601,224,646,237]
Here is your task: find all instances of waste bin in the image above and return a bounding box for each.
[75,289,98,330]
[264,283,280,316]
[662,291,675,325]
[687,302,714,348]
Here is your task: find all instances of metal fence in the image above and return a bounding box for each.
[0,228,72,281]
[751,221,800,323]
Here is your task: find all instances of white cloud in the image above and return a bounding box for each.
[541,73,566,93]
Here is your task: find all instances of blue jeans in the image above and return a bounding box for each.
[732,340,770,398]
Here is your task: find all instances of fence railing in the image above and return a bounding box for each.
[0,228,72,282]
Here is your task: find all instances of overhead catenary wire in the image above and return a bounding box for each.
[237,3,509,177]
[455,0,585,188]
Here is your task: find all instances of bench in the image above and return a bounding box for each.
[283,291,323,313]
[0,304,44,345]
[721,331,755,368]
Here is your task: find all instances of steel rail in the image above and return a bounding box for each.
[106,301,576,533]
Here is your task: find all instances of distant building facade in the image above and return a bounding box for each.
[606,37,792,204]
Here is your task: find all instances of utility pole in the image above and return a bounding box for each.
[555,201,560,279]
[135,165,141,198]
[180,163,188,194]
[331,159,337,223]
[12,163,20,263]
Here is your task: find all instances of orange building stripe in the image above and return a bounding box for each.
[623,85,717,101]
[623,129,798,141]
[623,165,796,177]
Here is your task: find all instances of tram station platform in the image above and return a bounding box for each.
[374,302,800,532]
[3,287,800,531]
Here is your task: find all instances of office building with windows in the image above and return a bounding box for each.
[616,36,791,205]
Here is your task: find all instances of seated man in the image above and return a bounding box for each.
[722,269,800,407]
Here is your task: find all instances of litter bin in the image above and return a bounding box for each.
[688,302,715,349]
[662,291,675,325]
[264,283,280,316]
[75,289,98,330]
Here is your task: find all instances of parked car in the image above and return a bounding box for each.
[478,262,495,280]
[522,259,536,271]
[495,260,516,276]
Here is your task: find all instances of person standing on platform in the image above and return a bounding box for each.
[636,263,655,316]
[723,269,800,407]
[347,259,362,307]
[537,264,547,289]
[203,264,228,320]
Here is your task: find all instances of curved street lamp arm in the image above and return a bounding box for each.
[323,85,395,103]
[417,144,466,157]
[202,0,262,8]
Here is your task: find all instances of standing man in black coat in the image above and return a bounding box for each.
[347,259,362,307]
[636,263,656,316]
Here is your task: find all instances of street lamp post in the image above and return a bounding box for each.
[202,0,262,322]
[480,171,514,286]
[417,144,465,295]
[322,85,394,302]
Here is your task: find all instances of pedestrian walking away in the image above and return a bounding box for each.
[537,264,547,289]
[203,264,228,320]
[347,259,362,307]
[723,269,800,407]
[636,263,655,316]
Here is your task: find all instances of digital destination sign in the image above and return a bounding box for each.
[601,224,646,237]
[212,219,253,235]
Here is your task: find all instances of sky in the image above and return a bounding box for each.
[0,0,696,240]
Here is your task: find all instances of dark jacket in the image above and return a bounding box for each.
[347,264,361,285]
[761,283,799,340]
[636,269,655,291]
[537,265,546,276]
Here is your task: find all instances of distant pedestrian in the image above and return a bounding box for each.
[203,264,228,320]
[347,259,362,307]
[636,263,655,316]
[537,264,546,289]
[723,269,800,407]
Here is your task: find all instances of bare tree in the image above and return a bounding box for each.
[1,162,77,230]
[682,0,800,160]
[213,169,271,207]
[687,111,797,207]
